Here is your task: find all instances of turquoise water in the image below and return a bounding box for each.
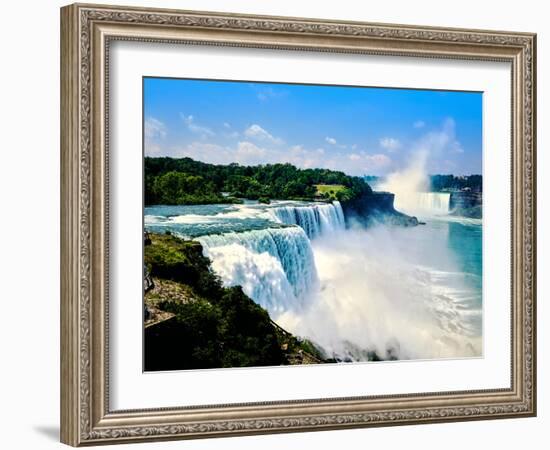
[389,216,482,308]
[146,201,317,238]
[447,219,483,301]
[442,217,483,301]
[145,200,345,239]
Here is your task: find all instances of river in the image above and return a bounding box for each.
[144,195,482,362]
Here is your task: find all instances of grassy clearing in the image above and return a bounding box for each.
[315,184,348,201]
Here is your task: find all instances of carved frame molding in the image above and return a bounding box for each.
[61,3,536,446]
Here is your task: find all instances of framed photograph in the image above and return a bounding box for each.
[60,3,536,446]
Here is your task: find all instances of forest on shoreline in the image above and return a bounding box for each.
[144,157,372,205]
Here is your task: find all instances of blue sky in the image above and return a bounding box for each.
[144,77,482,176]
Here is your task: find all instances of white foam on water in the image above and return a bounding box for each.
[393,192,451,216]
[269,201,345,238]
[276,225,482,361]
[148,192,481,362]
[203,243,297,316]
[198,227,319,317]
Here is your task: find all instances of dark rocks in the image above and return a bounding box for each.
[144,230,152,246]
[340,192,419,228]
[450,191,482,218]
[144,264,154,292]
[144,305,152,321]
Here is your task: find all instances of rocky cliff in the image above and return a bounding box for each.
[450,191,482,218]
[144,232,328,371]
[340,192,418,227]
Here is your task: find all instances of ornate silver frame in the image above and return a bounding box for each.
[60,3,536,446]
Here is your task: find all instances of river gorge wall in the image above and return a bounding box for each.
[340,192,419,227]
[449,191,482,218]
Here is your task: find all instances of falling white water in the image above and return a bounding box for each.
[196,202,345,316]
[377,150,451,216]
[276,224,482,361]
[269,201,345,238]
[393,192,451,216]
[198,227,319,316]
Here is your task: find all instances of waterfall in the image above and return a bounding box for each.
[269,201,345,238]
[196,202,344,316]
[198,227,319,316]
[394,192,451,215]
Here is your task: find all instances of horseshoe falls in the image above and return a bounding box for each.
[393,192,451,216]
[374,157,451,217]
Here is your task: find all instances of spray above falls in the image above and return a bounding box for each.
[378,149,451,216]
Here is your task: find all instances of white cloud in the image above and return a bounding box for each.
[180,114,214,138]
[394,117,466,175]
[285,145,332,169]
[144,117,167,140]
[145,116,470,176]
[285,145,391,175]
[168,141,269,166]
[244,124,283,145]
[325,136,347,149]
[450,142,464,153]
[172,142,232,165]
[379,137,401,152]
[220,122,240,139]
[157,138,393,176]
[144,117,167,156]
[414,120,426,129]
[144,142,162,156]
[416,118,464,156]
[364,153,392,168]
[289,144,304,153]
[348,152,392,172]
[236,141,268,165]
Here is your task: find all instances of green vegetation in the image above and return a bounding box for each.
[157,289,282,369]
[314,184,352,201]
[430,174,482,192]
[144,235,223,300]
[258,196,271,204]
[145,157,372,205]
[144,232,327,370]
[144,171,240,205]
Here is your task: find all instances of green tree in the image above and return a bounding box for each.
[144,157,375,205]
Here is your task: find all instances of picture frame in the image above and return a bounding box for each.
[60,2,536,446]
